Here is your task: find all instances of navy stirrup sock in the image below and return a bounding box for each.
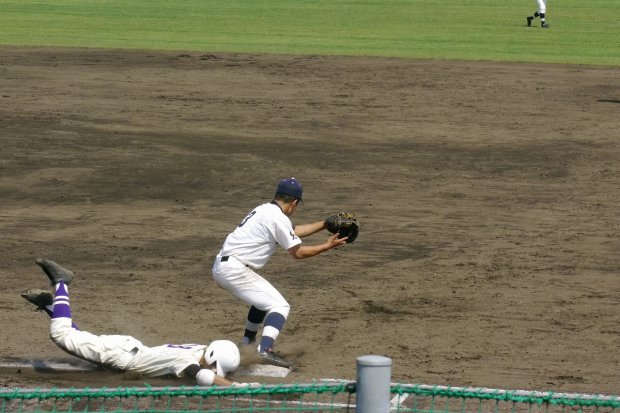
[259,312,286,352]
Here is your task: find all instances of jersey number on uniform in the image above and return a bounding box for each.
[238,210,257,227]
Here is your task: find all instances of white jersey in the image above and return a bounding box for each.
[220,202,302,269]
[51,318,205,378]
[128,343,207,377]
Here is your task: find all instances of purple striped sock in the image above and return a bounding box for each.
[52,282,72,319]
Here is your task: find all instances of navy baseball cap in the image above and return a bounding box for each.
[276,177,303,200]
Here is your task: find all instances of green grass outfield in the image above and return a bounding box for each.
[0,0,618,65]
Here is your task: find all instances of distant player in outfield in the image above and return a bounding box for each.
[23,258,244,387]
[526,0,550,28]
[211,177,348,369]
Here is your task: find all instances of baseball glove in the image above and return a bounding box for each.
[324,212,360,243]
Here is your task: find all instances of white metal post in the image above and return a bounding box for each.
[356,355,392,413]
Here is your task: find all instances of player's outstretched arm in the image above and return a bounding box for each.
[294,220,326,238]
[197,368,258,388]
[185,365,235,386]
[213,374,234,386]
[288,233,347,259]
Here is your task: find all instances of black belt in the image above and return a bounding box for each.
[221,256,251,268]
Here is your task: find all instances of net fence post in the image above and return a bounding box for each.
[356,355,392,413]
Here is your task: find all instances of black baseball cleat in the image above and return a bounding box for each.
[526,16,533,27]
[22,289,53,310]
[35,258,74,285]
[259,349,293,370]
[541,22,550,28]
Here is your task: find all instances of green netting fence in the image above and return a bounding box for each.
[1,382,619,413]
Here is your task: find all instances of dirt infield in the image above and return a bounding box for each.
[1,46,618,394]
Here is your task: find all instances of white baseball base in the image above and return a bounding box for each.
[237,363,291,377]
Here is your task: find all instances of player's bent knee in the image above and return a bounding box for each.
[269,305,290,320]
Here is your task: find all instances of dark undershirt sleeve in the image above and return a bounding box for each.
[182,364,201,378]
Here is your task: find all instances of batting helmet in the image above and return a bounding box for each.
[205,340,240,376]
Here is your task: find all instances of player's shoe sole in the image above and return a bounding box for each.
[35,258,74,285]
[259,349,293,370]
[22,289,53,309]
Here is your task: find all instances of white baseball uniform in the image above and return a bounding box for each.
[212,201,301,314]
[537,0,546,14]
[51,318,206,377]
